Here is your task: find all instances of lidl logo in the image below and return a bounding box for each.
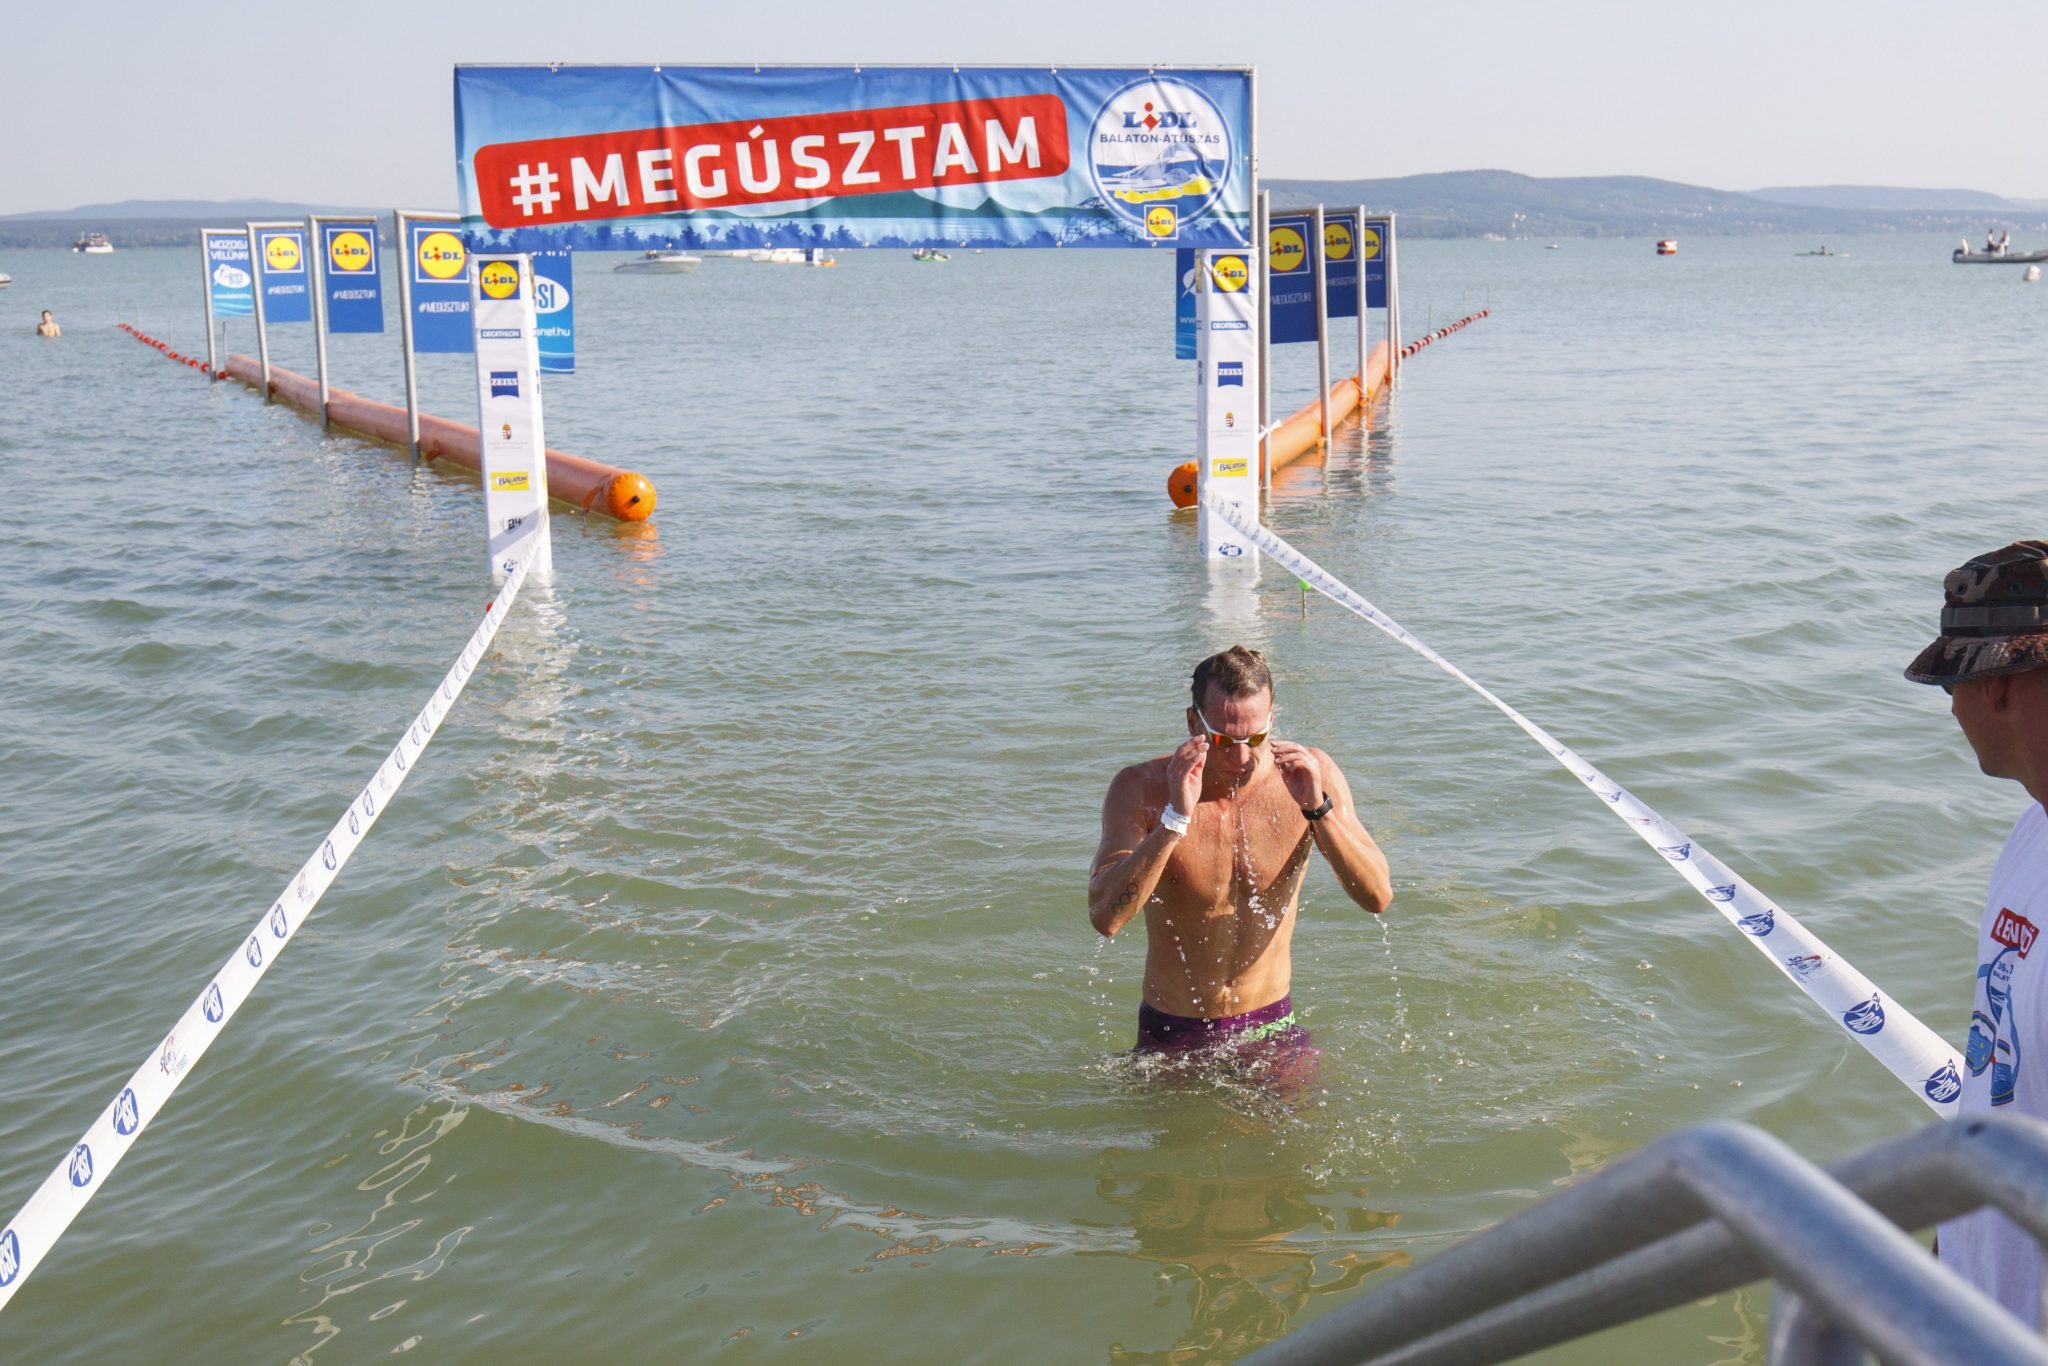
[1360,226,1383,261]
[416,230,468,281]
[490,470,530,492]
[1324,222,1354,261]
[328,230,374,273]
[1145,205,1178,240]
[1268,226,1307,274]
[262,233,303,273]
[1209,255,1249,292]
[479,260,521,300]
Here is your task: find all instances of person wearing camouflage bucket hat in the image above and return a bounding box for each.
[1919,541,2048,1328]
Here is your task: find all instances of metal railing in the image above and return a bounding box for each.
[1244,1115,2048,1366]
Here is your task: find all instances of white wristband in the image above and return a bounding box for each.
[1159,804,1191,836]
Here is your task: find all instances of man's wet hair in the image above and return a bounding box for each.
[1191,646,1272,710]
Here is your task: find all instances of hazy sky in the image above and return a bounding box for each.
[9,1,2046,212]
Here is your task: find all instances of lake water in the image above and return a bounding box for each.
[0,232,2043,1363]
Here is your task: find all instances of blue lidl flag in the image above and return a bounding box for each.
[1268,212,1317,345]
[408,223,473,353]
[533,250,573,374]
[1174,247,1198,359]
[205,232,253,318]
[1362,217,1390,309]
[321,220,384,333]
[1323,212,1359,320]
[453,65,1252,251]
[254,228,311,324]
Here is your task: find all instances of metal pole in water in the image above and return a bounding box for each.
[307,215,332,429]
[1257,188,1272,489]
[198,229,218,379]
[396,212,424,464]
[1312,204,1330,442]
[246,223,272,403]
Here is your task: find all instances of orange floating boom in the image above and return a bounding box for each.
[1167,340,1392,508]
[221,354,655,522]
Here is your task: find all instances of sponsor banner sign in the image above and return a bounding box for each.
[453,64,1252,250]
[1174,247,1198,359]
[532,250,573,374]
[1362,215,1390,309]
[471,255,552,586]
[320,220,385,333]
[1324,211,1359,320]
[1199,490,1965,1117]
[1267,212,1318,345]
[204,231,254,318]
[1195,249,1258,559]
[254,227,310,324]
[410,223,474,353]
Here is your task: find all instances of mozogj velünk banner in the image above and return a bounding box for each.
[204,231,254,318]
[454,65,1252,251]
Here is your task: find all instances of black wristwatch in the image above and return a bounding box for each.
[1302,792,1334,822]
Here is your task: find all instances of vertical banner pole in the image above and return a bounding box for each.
[1312,204,1330,442]
[307,216,332,429]
[1387,212,1402,386]
[1257,189,1272,488]
[199,230,219,380]
[470,254,554,587]
[1355,204,1369,398]
[1194,250,1260,561]
[246,224,272,403]
[395,212,425,464]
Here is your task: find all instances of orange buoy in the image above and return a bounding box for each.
[1168,460,1198,508]
[604,471,657,522]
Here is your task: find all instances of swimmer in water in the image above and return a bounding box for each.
[35,310,60,338]
[1088,646,1392,1074]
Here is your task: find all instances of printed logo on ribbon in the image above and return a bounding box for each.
[0,1228,19,1286]
[489,371,521,399]
[111,1088,139,1136]
[245,935,263,968]
[321,838,337,872]
[297,871,312,903]
[1992,908,2037,957]
[160,1034,189,1079]
[1088,75,1232,231]
[271,903,289,938]
[1705,884,1737,902]
[68,1143,93,1188]
[1842,994,1887,1035]
[1786,954,1825,981]
[348,807,361,836]
[1738,909,1775,937]
[361,790,376,818]
[1657,843,1692,861]
[203,983,224,1023]
[1925,1061,1963,1104]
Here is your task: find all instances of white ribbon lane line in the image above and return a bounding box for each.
[1202,493,1963,1116]
[0,532,542,1313]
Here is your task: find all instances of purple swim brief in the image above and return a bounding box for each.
[1135,995,1316,1062]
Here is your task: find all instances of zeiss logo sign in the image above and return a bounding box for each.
[112,1088,139,1136]
[1842,994,1887,1036]
[68,1143,93,1188]
[1216,361,1244,388]
[1925,1062,1963,1104]
[489,371,520,399]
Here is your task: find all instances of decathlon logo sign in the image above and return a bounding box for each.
[490,371,521,399]
[1088,76,1232,233]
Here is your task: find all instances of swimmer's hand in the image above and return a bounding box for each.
[1167,737,1207,816]
[1270,740,1323,809]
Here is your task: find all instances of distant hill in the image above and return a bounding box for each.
[1262,170,2048,238]
[0,200,396,249]
[1748,184,2013,211]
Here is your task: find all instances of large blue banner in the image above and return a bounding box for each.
[1324,212,1359,321]
[454,65,1252,251]
[1174,247,1198,359]
[254,228,310,324]
[1363,216,1390,309]
[408,223,473,354]
[205,231,253,318]
[321,220,384,333]
[1268,212,1318,345]
[533,250,573,374]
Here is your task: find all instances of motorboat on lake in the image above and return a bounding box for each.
[911,247,950,263]
[1656,239,1678,255]
[1954,244,2048,264]
[72,232,113,254]
[612,249,701,274]
[0,271,11,288]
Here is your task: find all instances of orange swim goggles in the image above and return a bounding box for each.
[1195,705,1271,749]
